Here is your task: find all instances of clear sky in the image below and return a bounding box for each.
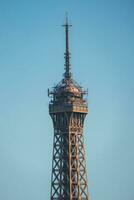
[0,0,134,200]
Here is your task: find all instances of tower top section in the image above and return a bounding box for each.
[48,17,88,114]
[62,14,72,79]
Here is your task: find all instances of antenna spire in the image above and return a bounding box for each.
[62,13,72,79]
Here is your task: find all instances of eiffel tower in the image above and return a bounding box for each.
[48,16,89,200]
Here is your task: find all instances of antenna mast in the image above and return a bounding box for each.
[62,13,72,79]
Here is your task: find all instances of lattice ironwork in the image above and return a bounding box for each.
[49,16,89,200]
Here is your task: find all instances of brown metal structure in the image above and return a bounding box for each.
[48,16,89,200]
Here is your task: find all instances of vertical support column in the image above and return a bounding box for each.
[50,113,70,200]
[69,113,89,200]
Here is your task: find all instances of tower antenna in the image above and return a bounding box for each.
[62,13,72,79]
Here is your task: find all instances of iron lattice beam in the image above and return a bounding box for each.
[50,113,89,200]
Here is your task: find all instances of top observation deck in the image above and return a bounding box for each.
[48,78,88,114]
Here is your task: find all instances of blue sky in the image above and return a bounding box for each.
[0,0,134,200]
